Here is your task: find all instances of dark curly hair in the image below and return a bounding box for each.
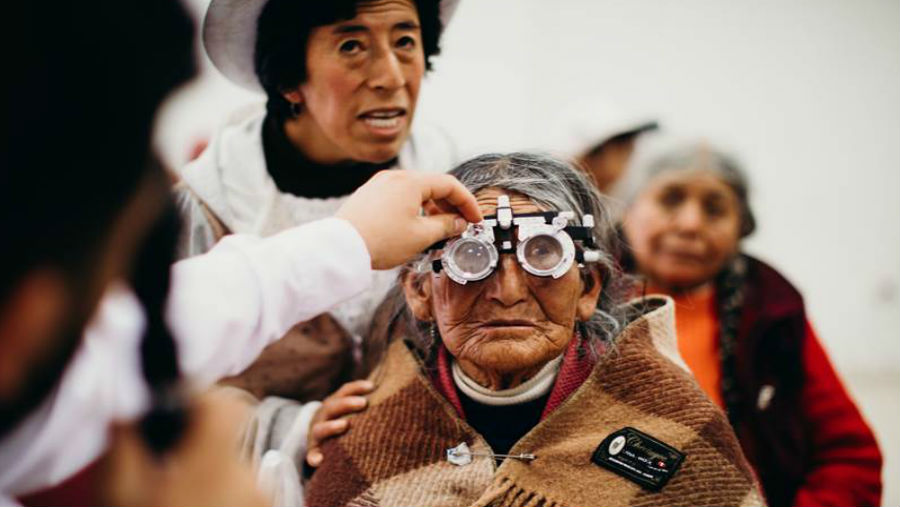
[255,0,443,120]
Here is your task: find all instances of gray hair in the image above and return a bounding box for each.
[378,152,629,364]
[625,139,756,237]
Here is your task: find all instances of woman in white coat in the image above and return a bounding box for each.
[175,0,462,402]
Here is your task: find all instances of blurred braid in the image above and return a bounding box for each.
[132,196,187,454]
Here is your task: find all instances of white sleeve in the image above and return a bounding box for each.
[0,217,371,499]
[167,217,372,386]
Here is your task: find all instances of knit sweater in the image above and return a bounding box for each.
[306,297,765,507]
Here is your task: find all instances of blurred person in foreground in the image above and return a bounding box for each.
[273,153,764,507]
[620,138,882,506]
[0,2,481,505]
[174,0,463,405]
[550,95,658,195]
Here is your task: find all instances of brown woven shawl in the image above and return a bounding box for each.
[306,297,766,507]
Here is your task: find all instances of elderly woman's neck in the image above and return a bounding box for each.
[456,359,547,391]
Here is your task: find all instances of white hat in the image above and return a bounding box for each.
[203,0,461,92]
[549,95,659,159]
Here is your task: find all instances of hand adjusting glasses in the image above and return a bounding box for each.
[428,195,603,285]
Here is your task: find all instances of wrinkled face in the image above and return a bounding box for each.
[292,0,425,164]
[404,188,602,376]
[623,169,742,290]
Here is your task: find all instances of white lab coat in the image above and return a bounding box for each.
[0,217,372,506]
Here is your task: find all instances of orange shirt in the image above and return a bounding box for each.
[648,284,725,409]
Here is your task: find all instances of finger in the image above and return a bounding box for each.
[423,201,444,216]
[321,396,368,419]
[311,419,350,441]
[412,213,469,248]
[307,449,323,467]
[424,199,456,216]
[417,174,482,223]
[333,380,375,397]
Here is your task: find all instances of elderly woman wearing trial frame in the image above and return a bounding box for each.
[304,153,766,507]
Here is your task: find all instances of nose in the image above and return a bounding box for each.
[673,200,704,234]
[484,256,529,307]
[366,46,405,92]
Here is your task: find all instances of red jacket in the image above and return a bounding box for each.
[732,257,882,507]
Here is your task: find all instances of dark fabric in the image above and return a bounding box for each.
[457,389,549,457]
[447,333,601,457]
[724,255,882,507]
[722,255,805,506]
[713,255,748,425]
[219,314,356,402]
[261,114,396,198]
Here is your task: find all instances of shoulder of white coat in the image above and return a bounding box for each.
[172,182,220,259]
[398,121,459,174]
[176,104,268,229]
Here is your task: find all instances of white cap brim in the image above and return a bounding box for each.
[547,95,660,159]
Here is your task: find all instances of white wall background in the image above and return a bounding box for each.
[156,0,900,503]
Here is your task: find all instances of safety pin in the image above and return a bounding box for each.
[446,442,536,466]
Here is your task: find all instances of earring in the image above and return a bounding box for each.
[430,322,440,342]
[576,321,589,359]
[290,101,302,117]
[425,322,441,362]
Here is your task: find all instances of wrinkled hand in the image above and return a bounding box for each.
[306,380,375,467]
[103,392,268,507]
[336,171,482,270]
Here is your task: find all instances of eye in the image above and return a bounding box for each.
[658,187,685,209]
[703,192,737,219]
[451,239,492,276]
[396,35,416,49]
[524,235,564,271]
[704,200,727,218]
[338,39,364,54]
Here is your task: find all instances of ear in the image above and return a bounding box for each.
[281,89,304,106]
[0,270,68,401]
[576,266,603,322]
[401,269,433,322]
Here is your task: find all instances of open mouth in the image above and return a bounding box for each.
[358,108,407,130]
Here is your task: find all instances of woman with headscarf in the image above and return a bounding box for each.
[300,153,765,507]
[619,139,882,506]
[174,0,461,403]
